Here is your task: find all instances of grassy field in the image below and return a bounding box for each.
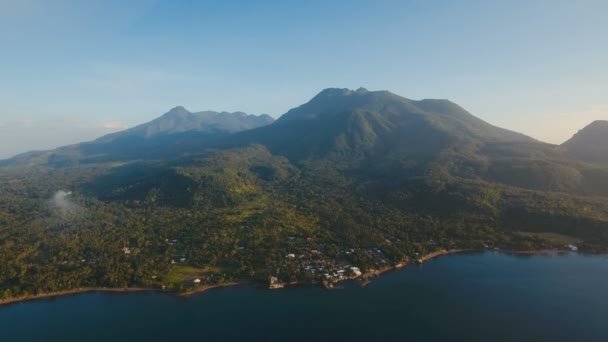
[165,265,221,284]
[164,264,237,287]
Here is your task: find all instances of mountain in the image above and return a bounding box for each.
[0,107,274,166]
[2,87,608,300]
[225,88,593,194]
[228,88,535,167]
[561,120,608,163]
[96,106,274,143]
[2,88,603,195]
[2,88,603,196]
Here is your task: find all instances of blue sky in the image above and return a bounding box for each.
[1,0,606,158]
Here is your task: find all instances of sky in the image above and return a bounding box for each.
[1,0,607,159]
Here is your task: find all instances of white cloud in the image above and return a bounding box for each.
[100,120,129,130]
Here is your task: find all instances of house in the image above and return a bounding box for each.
[350,267,362,277]
[193,278,201,284]
[122,247,131,255]
[567,244,578,252]
[286,254,296,258]
[269,276,284,289]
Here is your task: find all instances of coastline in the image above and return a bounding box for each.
[357,249,476,286]
[178,282,242,297]
[0,282,244,307]
[0,287,155,307]
[0,248,573,306]
[502,248,569,255]
[420,248,474,262]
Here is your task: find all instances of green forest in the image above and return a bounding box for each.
[1,145,607,300]
[2,89,608,300]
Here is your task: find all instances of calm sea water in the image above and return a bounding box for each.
[1,252,607,342]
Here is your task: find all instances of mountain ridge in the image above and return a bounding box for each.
[561,120,608,163]
[96,107,274,143]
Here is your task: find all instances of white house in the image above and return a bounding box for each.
[350,267,362,277]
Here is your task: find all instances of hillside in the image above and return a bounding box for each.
[225,88,603,196]
[561,120,608,163]
[1,87,607,299]
[235,88,535,162]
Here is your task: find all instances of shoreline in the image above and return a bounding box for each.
[420,248,474,262]
[502,248,570,255]
[0,248,575,306]
[356,249,476,287]
[0,287,155,307]
[178,282,242,297]
[0,282,244,307]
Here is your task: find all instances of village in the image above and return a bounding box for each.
[266,237,397,290]
[112,231,581,293]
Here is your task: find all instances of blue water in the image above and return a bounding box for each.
[1,252,607,341]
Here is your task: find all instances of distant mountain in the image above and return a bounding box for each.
[0,107,274,166]
[561,120,608,163]
[96,106,274,143]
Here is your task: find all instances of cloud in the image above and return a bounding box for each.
[100,120,129,130]
[49,190,82,218]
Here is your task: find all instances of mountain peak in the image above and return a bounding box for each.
[165,106,191,116]
[569,120,608,137]
[588,120,608,127]
[314,87,373,98]
[95,107,274,143]
[561,120,608,163]
[315,88,356,98]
